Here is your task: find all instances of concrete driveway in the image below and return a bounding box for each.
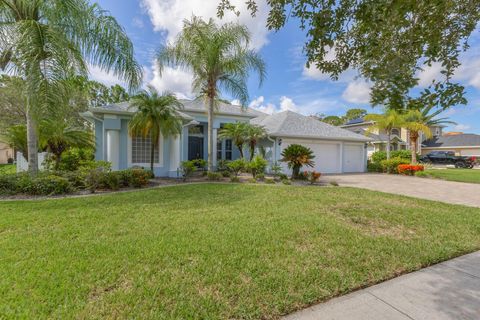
[322,173,480,207]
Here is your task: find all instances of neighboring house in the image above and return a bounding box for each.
[81,100,370,177]
[0,141,14,164]
[341,118,444,157]
[422,133,480,157]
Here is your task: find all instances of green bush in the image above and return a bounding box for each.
[180,161,197,182]
[230,176,240,183]
[193,159,207,170]
[380,157,410,174]
[256,173,265,181]
[78,160,112,171]
[247,155,268,178]
[0,174,21,195]
[227,158,247,177]
[277,173,288,181]
[0,173,73,196]
[264,178,275,184]
[128,168,151,188]
[281,179,291,185]
[100,172,121,191]
[207,171,223,181]
[248,178,257,183]
[217,160,230,172]
[57,148,95,171]
[371,150,413,164]
[367,161,383,173]
[280,144,315,178]
[270,162,283,178]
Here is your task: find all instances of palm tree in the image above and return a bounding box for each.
[245,124,267,161]
[3,124,29,160]
[218,122,247,158]
[128,87,183,174]
[280,144,315,179]
[157,16,266,171]
[0,0,142,175]
[403,105,456,164]
[364,109,405,160]
[39,119,94,170]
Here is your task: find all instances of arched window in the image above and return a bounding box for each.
[391,128,400,136]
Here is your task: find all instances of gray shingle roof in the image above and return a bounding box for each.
[423,134,480,147]
[346,128,405,143]
[91,99,264,118]
[250,111,371,141]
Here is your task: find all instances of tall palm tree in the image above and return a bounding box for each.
[218,122,247,158]
[403,105,456,164]
[128,87,183,174]
[245,124,267,161]
[157,16,266,171]
[39,119,94,170]
[0,0,142,175]
[364,109,405,160]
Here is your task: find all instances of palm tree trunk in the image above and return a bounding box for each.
[249,142,255,161]
[410,132,418,164]
[26,100,39,176]
[237,144,244,159]
[150,141,155,175]
[207,97,214,172]
[386,131,391,160]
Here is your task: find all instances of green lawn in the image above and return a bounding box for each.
[424,168,480,184]
[1,184,480,319]
[0,164,15,175]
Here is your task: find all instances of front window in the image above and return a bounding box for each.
[225,139,232,160]
[131,135,159,164]
[391,128,400,136]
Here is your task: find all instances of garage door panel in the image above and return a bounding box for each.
[343,144,364,173]
[282,140,341,174]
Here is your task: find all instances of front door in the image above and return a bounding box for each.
[188,136,204,160]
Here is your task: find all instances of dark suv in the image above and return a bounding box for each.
[419,151,476,168]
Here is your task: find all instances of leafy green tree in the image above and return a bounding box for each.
[1,0,142,175]
[157,16,266,171]
[280,144,315,179]
[321,115,343,126]
[0,75,26,130]
[245,124,267,161]
[364,110,405,160]
[344,109,367,122]
[128,87,183,174]
[403,106,456,164]
[39,119,94,170]
[109,84,130,103]
[3,125,29,160]
[218,1,479,110]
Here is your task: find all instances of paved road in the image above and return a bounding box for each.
[284,251,480,320]
[322,173,480,207]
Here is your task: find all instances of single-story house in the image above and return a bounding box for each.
[422,133,480,157]
[81,100,370,177]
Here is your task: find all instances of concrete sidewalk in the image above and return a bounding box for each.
[283,251,480,320]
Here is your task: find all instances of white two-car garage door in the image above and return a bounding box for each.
[281,139,365,174]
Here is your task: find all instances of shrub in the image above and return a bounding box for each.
[180,160,197,182]
[217,160,230,172]
[227,158,247,177]
[256,173,265,181]
[281,179,291,185]
[100,172,121,190]
[415,171,429,178]
[193,159,207,170]
[367,161,383,173]
[207,171,222,181]
[280,144,315,179]
[78,160,112,171]
[248,178,257,183]
[270,162,283,178]
[128,168,151,188]
[85,168,104,193]
[0,174,20,195]
[247,155,268,178]
[380,157,410,174]
[302,171,321,184]
[56,170,87,189]
[57,147,95,171]
[371,150,414,164]
[277,173,288,181]
[230,176,240,183]
[398,164,424,176]
[0,173,73,196]
[7,158,13,164]
[264,178,275,184]
[221,170,231,177]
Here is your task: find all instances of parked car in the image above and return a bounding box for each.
[419,151,476,168]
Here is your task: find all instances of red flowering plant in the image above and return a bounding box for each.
[397,164,424,176]
[302,170,322,184]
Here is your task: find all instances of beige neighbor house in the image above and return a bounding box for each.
[0,141,14,164]
[340,118,445,157]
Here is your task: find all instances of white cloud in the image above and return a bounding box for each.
[454,56,480,89]
[279,96,298,112]
[341,81,371,104]
[302,65,331,81]
[417,62,443,87]
[140,0,270,50]
[230,99,241,105]
[454,124,471,131]
[248,96,276,114]
[88,64,125,87]
[147,63,194,99]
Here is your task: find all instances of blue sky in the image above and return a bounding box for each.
[94,0,480,134]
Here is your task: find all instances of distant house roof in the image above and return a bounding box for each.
[345,128,406,144]
[90,99,265,118]
[423,134,480,148]
[250,111,371,142]
[344,117,365,125]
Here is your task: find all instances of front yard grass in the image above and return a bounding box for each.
[423,168,480,184]
[1,184,479,319]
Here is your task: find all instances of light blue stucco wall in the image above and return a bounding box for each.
[93,111,254,177]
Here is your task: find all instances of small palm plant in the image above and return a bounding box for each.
[245,124,267,161]
[128,87,183,174]
[280,144,315,179]
[218,122,248,158]
[364,109,405,160]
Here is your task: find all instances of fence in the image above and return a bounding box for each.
[16,152,48,173]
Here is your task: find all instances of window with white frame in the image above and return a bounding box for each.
[391,128,400,136]
[131,135,159,164]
